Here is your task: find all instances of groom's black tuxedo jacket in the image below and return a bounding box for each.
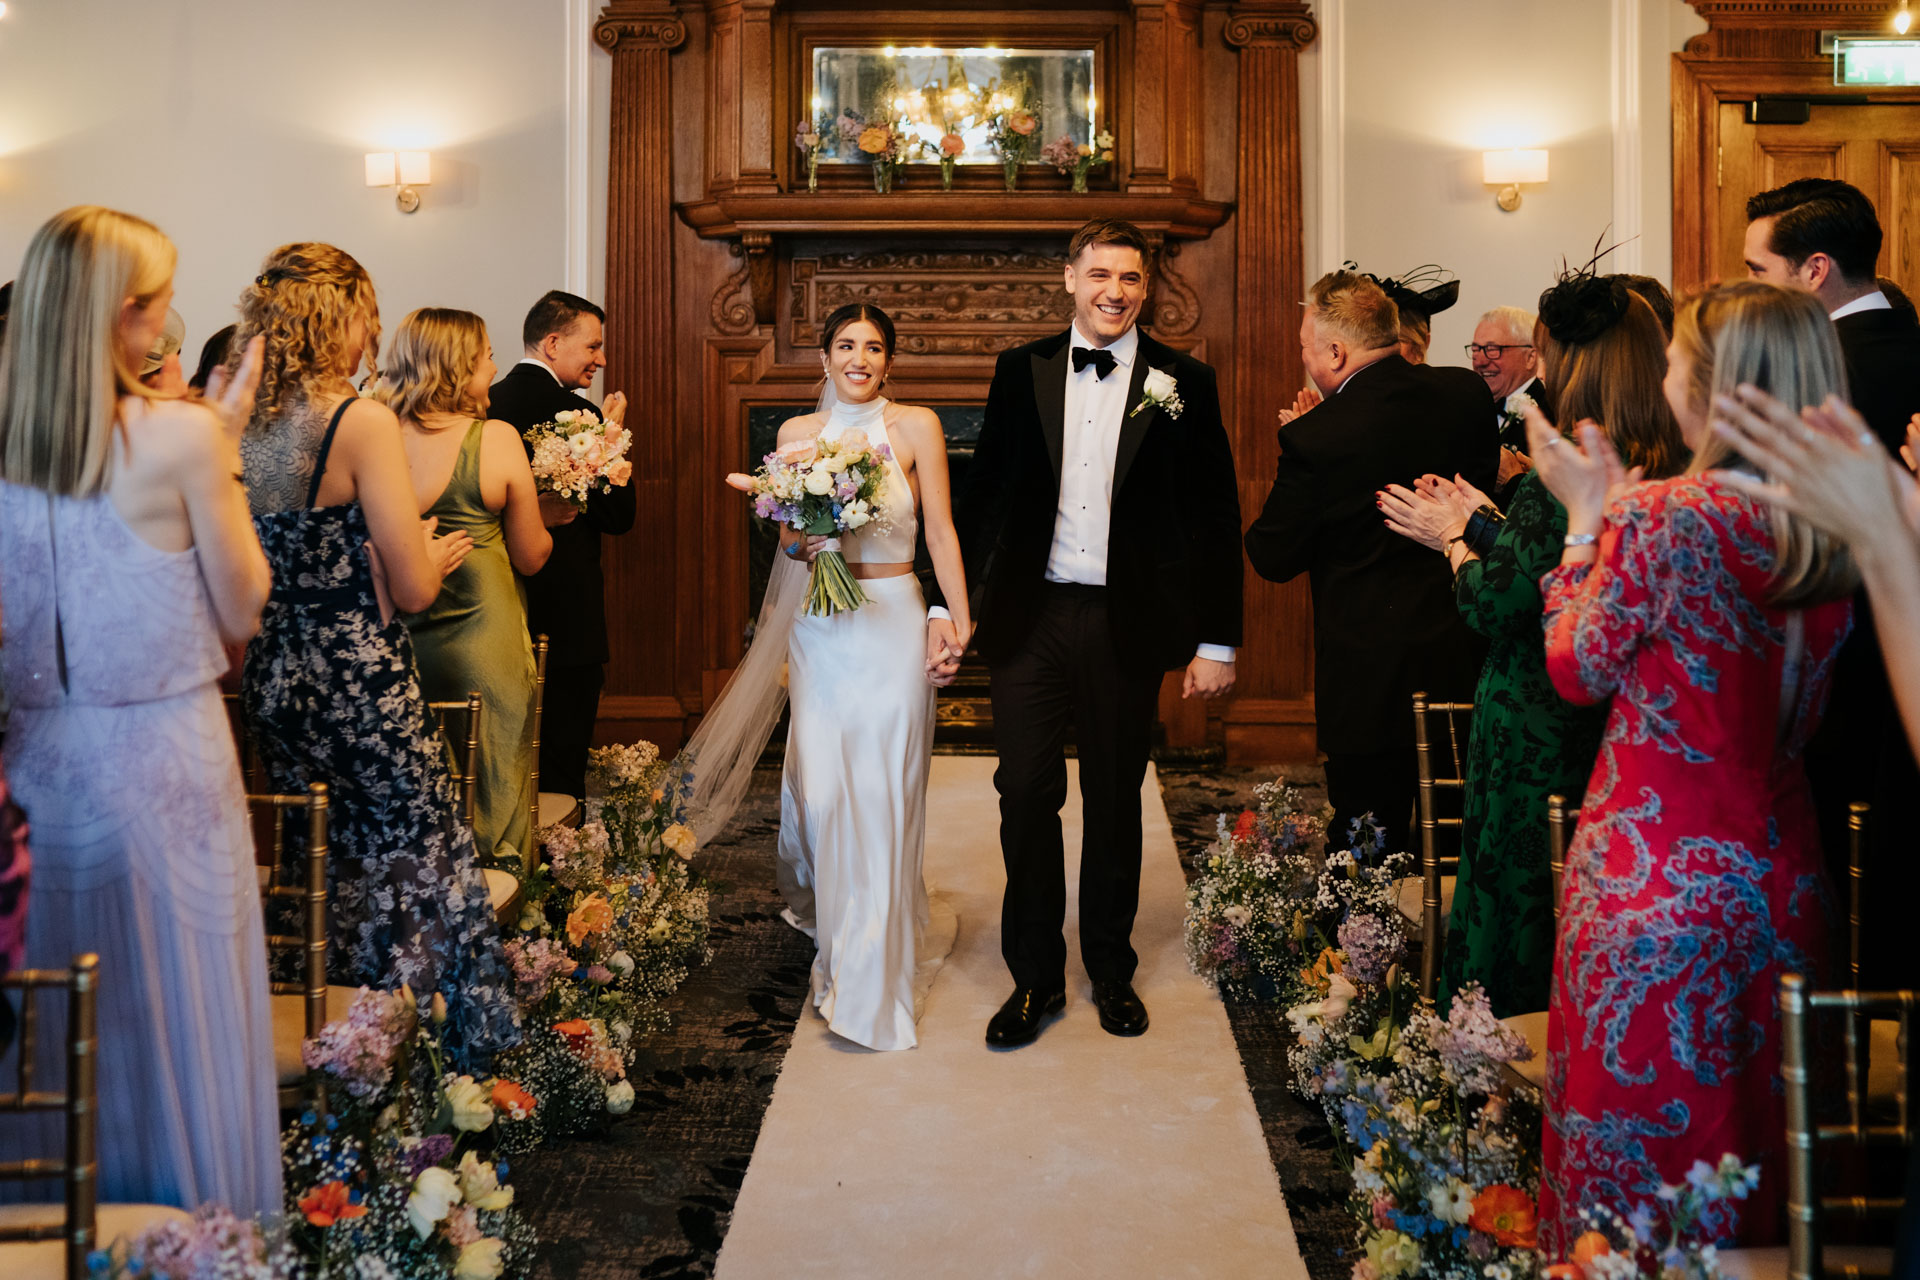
[942,328,1243,675]
[487,362,636,667]
[1244,355,1497,756]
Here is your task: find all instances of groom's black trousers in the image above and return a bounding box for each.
[988,583,1163,991]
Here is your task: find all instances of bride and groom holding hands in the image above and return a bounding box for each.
[687,217,1244,1052]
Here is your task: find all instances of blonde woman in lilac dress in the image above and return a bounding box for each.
[0,206,280,1214]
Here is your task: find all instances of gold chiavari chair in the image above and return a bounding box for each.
[531,634,582,834]
[1717,972,1909,1280]
[1401,692,1469,1000]
[251,783,351,1111]
[1836,804,1906,1126]
[1500,793,1582,1091]
[427,692,483,827]
[0,955,190,1280]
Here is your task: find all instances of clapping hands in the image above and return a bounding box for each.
[1523,404,1641,529]
[1380,474,1488,552]
[1277,385,1323,426]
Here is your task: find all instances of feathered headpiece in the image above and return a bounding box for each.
[1536,231,1635,345]
[1346,262,1460,322]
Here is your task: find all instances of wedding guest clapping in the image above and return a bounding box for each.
[1380,274,1684,1018]
[232,243,519,1070]
[0,206,278,1213]
[379,308,552,872]
[1245,269,1497,854]
[1529,279,1854,1251]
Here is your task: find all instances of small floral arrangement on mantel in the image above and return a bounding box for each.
[985,78,1042,191]
[937,129,967,190]
[794,113,834,193]
[1039,130,1116,193]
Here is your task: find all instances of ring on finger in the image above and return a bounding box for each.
[1858,430,1878,449]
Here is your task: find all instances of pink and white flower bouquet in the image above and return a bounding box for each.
[524,407,632,511]
[725,430,892,615]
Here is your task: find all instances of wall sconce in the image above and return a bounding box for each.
[364,151,432,213]
[1482,149,1548,212]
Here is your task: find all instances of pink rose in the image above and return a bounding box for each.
[724,473,756,492]
[1009,110,1037,136]
[773,439,818,467]
[832,429,869,455]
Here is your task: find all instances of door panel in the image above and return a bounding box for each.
[1716,101,1920,293]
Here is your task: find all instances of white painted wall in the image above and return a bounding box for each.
[0,0,612,388]
[1298,0,1707,370]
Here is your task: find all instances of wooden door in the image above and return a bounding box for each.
[1717,100,1920,292]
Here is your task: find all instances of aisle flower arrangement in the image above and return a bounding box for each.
[489,738,711,1152]
[1541,1156,1759,1280]
[281,986,540,1279]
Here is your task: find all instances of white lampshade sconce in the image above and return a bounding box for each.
[1482,149,1548,212]
[365,151,432,213]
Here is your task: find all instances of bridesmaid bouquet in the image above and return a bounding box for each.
[524,407,633,511]
[726,432,891,616]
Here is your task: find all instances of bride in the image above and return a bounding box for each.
[686,301,970,1050]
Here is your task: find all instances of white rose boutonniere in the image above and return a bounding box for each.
[1132,367,1185,419]
[1500,389,1536,435]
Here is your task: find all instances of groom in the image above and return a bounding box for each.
[931,217,1244,1047]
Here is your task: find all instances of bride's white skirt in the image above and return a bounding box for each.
[778,573,946,1050]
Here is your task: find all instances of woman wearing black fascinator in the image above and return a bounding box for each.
[1375,255,1684,1019]
[1364,263,1459,364]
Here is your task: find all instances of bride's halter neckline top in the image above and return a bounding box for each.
[820,395,916,564]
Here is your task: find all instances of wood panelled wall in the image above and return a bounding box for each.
[591,0,1319,764]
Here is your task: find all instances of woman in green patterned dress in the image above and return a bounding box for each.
[1381,275,1685,1016]
[385,309,554,872]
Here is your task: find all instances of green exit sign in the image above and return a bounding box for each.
[1835,38,1920,86]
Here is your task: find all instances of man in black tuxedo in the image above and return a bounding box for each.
[1245,270,1497,857]
[1745,178,1920,990]
[932,218,1243,1047]
[488,290,635,800]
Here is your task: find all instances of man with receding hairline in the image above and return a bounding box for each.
[489,289,635,800]
[1245,270,1497,857]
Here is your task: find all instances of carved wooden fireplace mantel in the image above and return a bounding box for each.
[594,0,1320,764]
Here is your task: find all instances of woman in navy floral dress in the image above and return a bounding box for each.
[1529,281,1855,1248]
[232,243,519,1070]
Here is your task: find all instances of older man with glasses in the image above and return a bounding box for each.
[1467,306,1548,499]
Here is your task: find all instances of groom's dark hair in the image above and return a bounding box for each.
[522,289,606,350]
[1068,218,1153,276]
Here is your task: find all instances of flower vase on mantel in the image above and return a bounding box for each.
[1003,159,1020,192]
[873,159,893,194]
[1070,168,1088,194]
[940,157,956,191]
[807,150,820,193]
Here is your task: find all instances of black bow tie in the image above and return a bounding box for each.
[1073,346,1118,380]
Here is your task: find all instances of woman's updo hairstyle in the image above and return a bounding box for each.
[231,241,380,432]
[820,302,897,360]
[1536,272,1632,347]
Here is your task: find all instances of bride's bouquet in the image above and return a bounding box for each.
[525,407,633,511]
[726,432,890,616]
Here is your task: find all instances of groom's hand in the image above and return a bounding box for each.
[1182,655,1236,700]
[925,618,965,687]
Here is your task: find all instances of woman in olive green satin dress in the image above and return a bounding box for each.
[383,309,555,871]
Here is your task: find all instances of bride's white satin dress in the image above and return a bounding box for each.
[777,396,948,1050]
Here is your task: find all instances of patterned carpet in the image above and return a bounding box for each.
[513,762,1354,1280]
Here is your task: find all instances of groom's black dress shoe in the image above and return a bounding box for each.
[1091,982,1149,1037]
[985,986,1066,1048]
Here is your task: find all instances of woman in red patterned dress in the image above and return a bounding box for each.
[1526,280,1857,1249]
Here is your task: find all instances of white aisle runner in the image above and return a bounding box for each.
[715,756,1308,1280]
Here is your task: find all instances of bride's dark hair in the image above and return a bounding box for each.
[820,302,896,357]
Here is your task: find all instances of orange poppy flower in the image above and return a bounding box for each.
[1571,1231,1612,1267]
[297,1180,366,1228]
[1232,810,1258,840]
[1299,946,1346,994]
[565,893,613,947]
[858,126,891,155]
[1468,1184,1538,1248]
[491,1078,538,1120]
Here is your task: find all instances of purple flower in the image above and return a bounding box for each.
[586,964,614,985]
[401,1133,455,1177]
[301,988,413,1098]
[1336,914,1400,985]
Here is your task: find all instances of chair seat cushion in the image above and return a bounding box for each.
[1715,1244,1893,1280]
[537,792,581,829]
[483,868,521,923]
[272,985,361,1084]
[0,1203,192,1279]
[1392,875,1455,936]
[1498,1009,1550,1089]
